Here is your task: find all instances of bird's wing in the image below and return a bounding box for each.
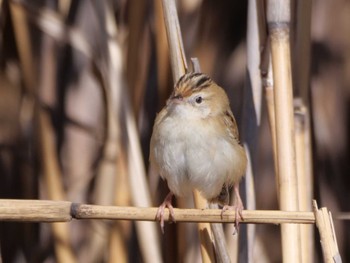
[223,109,240,143]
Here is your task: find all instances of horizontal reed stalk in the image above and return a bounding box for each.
[0,199,315,224]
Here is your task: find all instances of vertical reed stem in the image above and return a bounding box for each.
[267,1,301,262]
[10,2,76,262]
[161,1,216,262]
[294,99,314,263]
[161,0,188,81]
[243,0,266,260]
[313,201,342,263]
[192,193,216,263]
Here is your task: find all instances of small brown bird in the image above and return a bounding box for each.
[150,72,247,232]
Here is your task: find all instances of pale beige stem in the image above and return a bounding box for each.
[265,85,279,194]
[245,0,266,259]
[160,0,215,262]
[0,199,316,224]
[192,192,216,263]
[161,0,187,81]
[267,1,301,261]
[38,111,77,263]
[10,3,76,262]
[313,201,342,263]
[109,151,131,263]
[294,99,314,263]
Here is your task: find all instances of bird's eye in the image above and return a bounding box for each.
[195,96,203,104]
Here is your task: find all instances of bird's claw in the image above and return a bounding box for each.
[156,192,175,234]
[221,202,244,234]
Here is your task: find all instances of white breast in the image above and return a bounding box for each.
[151,113,243,200]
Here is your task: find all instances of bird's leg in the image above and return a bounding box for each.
[156,192,175,233]
[221,183,244,233]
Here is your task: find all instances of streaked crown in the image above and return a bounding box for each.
[172,73,213,99]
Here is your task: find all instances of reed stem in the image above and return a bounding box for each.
[267,0,301,261]
[0,199,316,224]
[160,1,215,262]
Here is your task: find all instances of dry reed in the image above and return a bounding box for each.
[294,99,314,263]
[0,199,315,224]
[243,0,266,261]
[9,2,76,262]
[267,0,302,261]
[0,198,342,262]
[160,0,215,262]
[313,201,341,263]
[0,0,346,262]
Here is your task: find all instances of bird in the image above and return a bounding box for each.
[150,72,247,233]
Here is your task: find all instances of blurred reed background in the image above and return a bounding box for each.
[0,0,349,262]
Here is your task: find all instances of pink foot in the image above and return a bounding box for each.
[220,184,244,234]
[156,192,175,233]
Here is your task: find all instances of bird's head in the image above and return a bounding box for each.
[166,73,230,119]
